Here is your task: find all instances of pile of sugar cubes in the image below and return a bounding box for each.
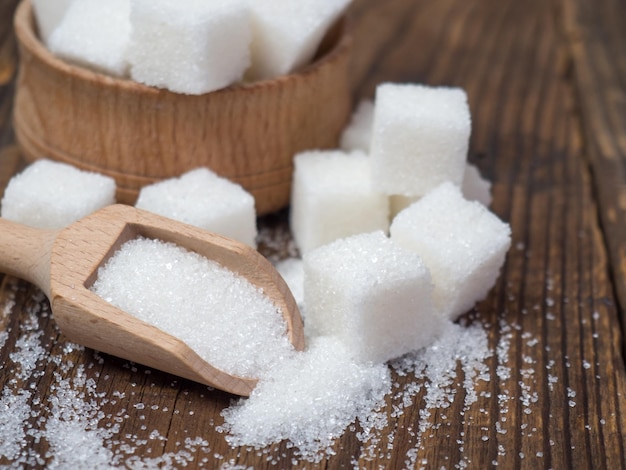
[287,82,511,363]
[32,0,351,94]
[1,79,510,376]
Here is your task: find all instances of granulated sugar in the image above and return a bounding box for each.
[219,335,391,462]
[1,277,596,468]
[90,237,294,378]
[0,289,216,468]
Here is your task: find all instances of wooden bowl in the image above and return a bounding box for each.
[13,0,352,215]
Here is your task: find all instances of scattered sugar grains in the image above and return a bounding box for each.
[135,168,257,247]
[2,272,570,467]
[0,159,116,230]
[90,237,294,378]
[0,291,214,468]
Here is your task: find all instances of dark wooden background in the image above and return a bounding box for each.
[1,0,625,468]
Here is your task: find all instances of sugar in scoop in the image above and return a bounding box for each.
[0,204,303,396]
[90,237,296,379]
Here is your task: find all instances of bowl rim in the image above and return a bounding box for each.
[14,0,353,97]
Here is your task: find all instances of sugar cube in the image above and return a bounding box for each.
[31,0,74,44]
[390,182,511,320]
[246,0,351,81]
[290,150,389,254]
[370,83,471,197]
[275,257,304,312]
[462,163,492,206]
[339,99,374,153]
[126,0,250,94]
[303,231,444,363]
[135,168,257,247]
[47,0,131,77]
[1,159,116,229]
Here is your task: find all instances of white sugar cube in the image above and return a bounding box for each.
[339,99,374,153]
[462,163,492,206]
[1,159,116,229]
[390,182,511,320]
[246,0,351,80]
[127,0,250,94]
[303,231,444,363]
[135,168,257,247]
[48,0,131,77]
[31,0,74,43]
[290,150,389,254]
[371,83,471,197]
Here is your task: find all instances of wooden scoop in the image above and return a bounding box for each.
[0,204,304,396]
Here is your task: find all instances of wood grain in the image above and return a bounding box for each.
[1,0,626,468]
[562,0,626,332]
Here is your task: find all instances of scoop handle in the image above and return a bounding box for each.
[0,218,56,297]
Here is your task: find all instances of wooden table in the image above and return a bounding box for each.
[1,0,625,468]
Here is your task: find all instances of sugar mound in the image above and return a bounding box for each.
[135,168,257,248]
[0,159,116,229]
[247,0,351,80]
[90,237,294,378]
[48,0,131,77]
[390,182,511,320]
[220,335,391,462]
[127,0,251,94]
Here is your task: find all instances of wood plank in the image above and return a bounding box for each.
[562,0,626,331]
[0,0,19,87]
[0,0,625,468]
